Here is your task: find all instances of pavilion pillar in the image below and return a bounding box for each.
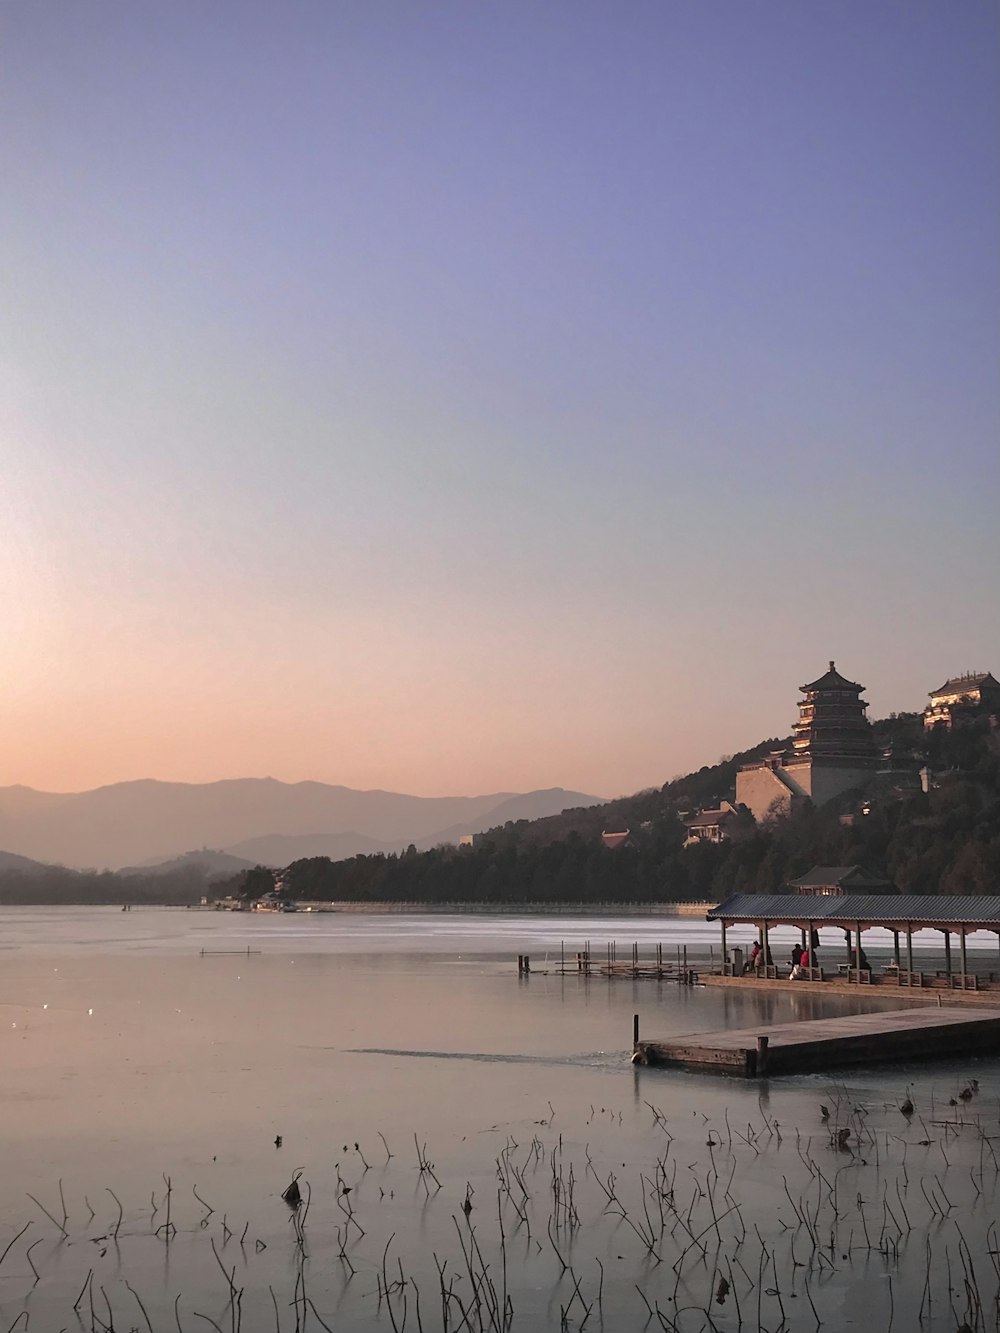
[906,924,914,984]
[855,919,863,978]
[892,930,901,967]
[807,920,815,976]
[721,920,727,971]
[762,921,771,974]
[960,929,968,987]
[944,930,952,978]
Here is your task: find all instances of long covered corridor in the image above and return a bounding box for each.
[707,893,1000,993]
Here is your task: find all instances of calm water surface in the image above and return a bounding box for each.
[2,907,998,1331]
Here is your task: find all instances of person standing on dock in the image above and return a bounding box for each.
[790,945,810,979]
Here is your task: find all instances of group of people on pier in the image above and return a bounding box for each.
[742,930,870,980]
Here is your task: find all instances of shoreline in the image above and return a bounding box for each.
[209,898,717,916]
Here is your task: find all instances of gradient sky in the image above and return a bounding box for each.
[2,2,998,798]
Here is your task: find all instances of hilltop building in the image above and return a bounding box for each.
[736,663,878,823]
[683,801,740,847]
[923,671,1000,730]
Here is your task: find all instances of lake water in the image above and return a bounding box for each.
[2,907,998,1331]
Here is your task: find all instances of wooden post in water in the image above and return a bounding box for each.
[683,944,688,983]
[756,1035,769,1075]
[633,1013,640,1048]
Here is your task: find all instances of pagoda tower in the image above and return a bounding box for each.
[789,662,878,765]
[736,662,878,822]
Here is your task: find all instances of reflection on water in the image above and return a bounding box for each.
[1,907,998,1329]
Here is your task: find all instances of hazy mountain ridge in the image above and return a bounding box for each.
[0,849,50,874]
[223,831,394,864]
[117,849,259,878]
[0,779,603,870]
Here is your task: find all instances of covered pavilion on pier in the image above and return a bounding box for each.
[707,894,1000,991]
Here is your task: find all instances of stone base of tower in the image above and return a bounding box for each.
[736,758,874,823]
[735,763,807,824]
[783,760,876,808]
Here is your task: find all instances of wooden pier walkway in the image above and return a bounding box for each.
[633,1006,1000,1076]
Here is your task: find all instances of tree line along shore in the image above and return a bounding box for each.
[2,711,995,907]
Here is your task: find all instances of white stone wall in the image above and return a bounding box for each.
[736,766,798,823]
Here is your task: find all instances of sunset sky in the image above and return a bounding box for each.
[2,2,997,799]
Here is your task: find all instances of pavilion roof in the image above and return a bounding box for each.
[800,661,864,693]
[707,893,1000,929]
[685,805,736,829]
[787,865,891,890]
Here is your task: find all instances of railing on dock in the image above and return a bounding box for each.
[518,940,703,985]
[517,946,998,995]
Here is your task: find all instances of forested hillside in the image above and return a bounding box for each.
[230,713,1000,905]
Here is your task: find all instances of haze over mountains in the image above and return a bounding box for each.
[0,779,603,871]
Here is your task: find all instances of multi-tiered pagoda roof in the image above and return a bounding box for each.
[790,661,877,765]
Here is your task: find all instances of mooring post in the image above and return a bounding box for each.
[633,1013,640,1048]
[756,1034,769,1076]
[524,955,530,974]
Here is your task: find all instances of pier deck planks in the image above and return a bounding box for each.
[634,1006,1000,1076]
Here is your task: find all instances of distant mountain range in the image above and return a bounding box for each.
[0,779,603,871]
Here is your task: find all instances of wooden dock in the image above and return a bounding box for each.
[632,1006,1000,1076]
